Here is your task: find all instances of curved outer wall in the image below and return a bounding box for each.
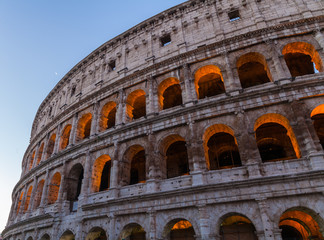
[3,0,324,239]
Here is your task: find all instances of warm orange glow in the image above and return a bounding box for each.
[99,101,117,131]
[280,210,324,239]
[160,134,185,155]
[36,142,44,165]
[91,155,111,192]
[254,113,301,158]
[47,172,61,205]
[76,113,92,142]
[158,77,181,109]
[46,133,56,159]
[28,151,36,170]
[23,186,33,213]
[172,220,192,230]
[221,215,252,226]
[34,179,45,209]
[16,191,24,214]
[282,42,323,72]
[311,104,324,119]
[59,124,72,150]
[126,89,146,120]
[123,145,146,185]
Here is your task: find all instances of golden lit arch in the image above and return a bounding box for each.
[36,142,44,165]
[194,65,225,99]
[46,133,56,159]
[59,124,72,150]
[99,101,117,131]
[23,185,33,213]
[33,179,45,209]
[158,77,182,110]
[47,172,61,205]
[311,104,324,118]
[28,150,36,170]
[91,154,111,193]
[76,113,92,142]
[122,145,146,185]
[126,89,146,120]
[254,113,301,159]
[16,191,24,214]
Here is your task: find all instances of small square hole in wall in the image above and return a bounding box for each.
[228,10,240,21]
[108,60,116,71]
[70,85,76,97]
[160,34,171,47]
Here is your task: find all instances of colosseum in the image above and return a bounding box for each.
[2,0,324,239]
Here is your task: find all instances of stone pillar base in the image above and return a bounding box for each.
[146,179,160,193]
[191,171,206,186]
[109,187,120,199]
[308,151,324,170]
[246,163,262,178]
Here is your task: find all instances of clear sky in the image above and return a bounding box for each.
[0,0,185,233]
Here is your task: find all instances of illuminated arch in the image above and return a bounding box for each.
[161,134,190,179]
[162,219,196,240]
[86,227,107,240]
[46,133,56,159]
[203,124,241,170]
[99,101,117,131]
[119,223,146,240]
[47,172,61,205]
[158,77,183,110]
[122,145,146,185]
[279,207,324,240]
[36,142,44,165]
[282,42,323,77]
[59,230,75,240]
[16,191,24,214]
[91,154,112,193]
[23,185,33,213]
[254,113,301,162]
[194,65,225,99]
[311,104,324,150]
[40,234,51,240]
[33,179,45,209]
[126,89,146,120]
[28,150,35,170]
[237,52,272,88]
[76,113,92,142]
[65,163,84,212]
[59,124,72,150]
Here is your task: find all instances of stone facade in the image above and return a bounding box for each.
[2,0,324,239]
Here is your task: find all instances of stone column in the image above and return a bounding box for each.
[148,210,157,240]
[109,141,120,198]
[116,89,125,126]
[273,228,283,240]
[18,185,28,218]
[32,143,40,168]
[146,133,160,193]
[53,124,61,155]
[235,111,262,178]
[70,113,79,146]
[91,102,100,137]
[40,170,50,209]
[108,213,117,240]
[147,76,157,117]
[182,64,197,105]
[75,220,85,240]
[40,134,50,162]
[197,205,210,240]
[269,42,291,83]
[257,198,275,240]
[28,176,38,213]
[314,30,324,50]
[57,162,67,203]
[222,52,242,95]
[80,151,91,204]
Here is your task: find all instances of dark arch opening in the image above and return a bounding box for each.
[220,215,258,240]
[66,164,84,211]
[207,132,242,170]
[107,107,116,129]
[284,53,315,77]
[163,84,183,109]
[280,225,303,240]
[312,113,324,150]
[130,150,146,185]
[133,95,146,119]
[238,61,271,88]
[166,141,189,179]
[99,161,111,191]
[198,73,225,99]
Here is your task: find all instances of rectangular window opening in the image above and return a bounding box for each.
[228,10,240,22]
[160,34,172,47]
[109,60,116,71]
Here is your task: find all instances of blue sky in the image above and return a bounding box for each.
[0,0,185,232]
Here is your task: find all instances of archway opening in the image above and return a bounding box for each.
[60,125,72,150]
[120,223,146,240]
[100,101,117,131]
[195,65,225,99]
[47,172,61,205]
[207,132,242,170]
[36,142,44,165]
[220,215,258,240]
[33,179,45,209]
[59,230,75,240]
[92,155,112,192]
[311,105,324,150]
[16,191,24,214]
[126,90,146,121]
[158,78,183,110]
[279,208,324,240]
[28,151,35,170]
[66,164,84,211]
[86,227,107,240]
[282,42,323,77]
[23,186,33,213]
[166,139,189,179]
[40,234,50,240]
[46,133,56,159]
[76,113,92,142]
[130,150,146,185]
[237,52,272,88]
[163,219,195,240]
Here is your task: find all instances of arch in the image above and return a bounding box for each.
[27,237,33,240]
[91,154,112,193]
[23,185,33,213]
[47,172,61,205]
[59,124,72,150]
[162,218,196,240]
[254,113,301,162]
[236,52,272,88]
[194,65,225,99]
[158,77,183,110]
[86,227,107,240]
[203,124,241,170]
[119,223,146,240]
[16,191,24,214]
[76,113,92,142]
[36,142,44,165]
[40,234,50,240]
[59,230,75,240]
[65,163,84,211]
[100,101,117,131]
[33,179,45,209]
[46,133,56,159]
[28,150,35,170]
[122,145,146,185]
[126,89,146,120]
[311,104,324,150]
[282,42,323,77]
[218,213,258,240]
[161,134,190,179]
[279,207,324,240]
